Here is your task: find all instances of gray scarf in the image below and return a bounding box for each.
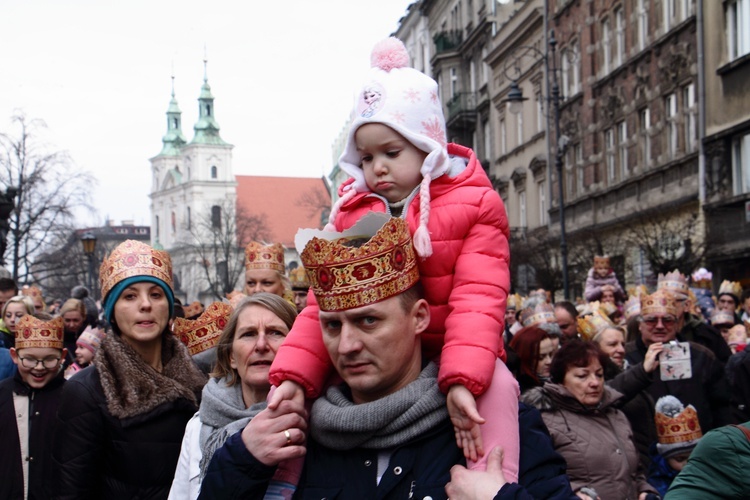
[310,362,448,450]
[198,377,266,478]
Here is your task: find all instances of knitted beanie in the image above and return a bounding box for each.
[76,326,107,355]
[330,37,450,258]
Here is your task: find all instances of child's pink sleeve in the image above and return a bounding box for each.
[268,290,333,398]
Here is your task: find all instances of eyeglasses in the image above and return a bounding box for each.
[18,356,61,369]
[642,316,677,327]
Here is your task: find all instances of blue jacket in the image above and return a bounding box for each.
[199,402,576,499]
[0,348,16,380]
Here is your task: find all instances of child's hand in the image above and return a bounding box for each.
[268,380,305,410]
[447,384,486,462]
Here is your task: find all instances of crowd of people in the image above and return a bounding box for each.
[1,36,749,499]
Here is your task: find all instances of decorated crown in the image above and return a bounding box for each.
[288,266,310,290]
[624,295,642,321]
[506,293,523,310]
[718,280,743,301]
[15,315,64,350]
[183,301,205,319]
[298,214,419,312]
[99,240,173,301]
[245,241,285,273]
[22,285,43,300]
[657,269,690,298]
[520,301,557,328]
[655,396,702,457]
[710,309,735,326]
[577,309,616,341]
[593,255,610,267]
[691,268,713,290]
[641,289,681,317]
[173,301,232,356]
[225,290,247,310]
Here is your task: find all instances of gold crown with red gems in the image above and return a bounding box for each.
[655,403,702,447]
[99,240,173,301]
[183,301,205,319]
[640,289,681,317]
[657,269,690,298]
[288,266,310,290]
[15,315,64,350]
[519,302,557,327]
[173,301,233,356]
[299,217,419,312]
[244,241,285,273]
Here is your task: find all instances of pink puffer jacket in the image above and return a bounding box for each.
[269,143,510,396]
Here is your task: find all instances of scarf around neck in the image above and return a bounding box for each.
[310,362,448,450]
[198,377,266,478]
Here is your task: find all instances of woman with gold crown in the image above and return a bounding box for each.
[52,240,206,499]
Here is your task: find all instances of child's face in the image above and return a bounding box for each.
[75,344,95,366]
[594,261,609,277]
[355,123,426,203]
[666,452,691,472]
[10,346,65,389]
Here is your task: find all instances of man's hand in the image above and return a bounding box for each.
[446,446,507,499]
[643,342,664,373]
[241,399,308,466]
[447,384,485,462]
[267,380,305,410]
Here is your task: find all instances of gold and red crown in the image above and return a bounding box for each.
[244,241,285,273]
[506,293,523,310]
[657,269,690,297]
[15,315,64,350]
[641,289,681,317]
[577,306,616,341]
[99,240,173,301]
[183,301,205,319]
[288,266,310,290]
[655,405,703,445]
[520,302,556,327]
[593,255,610,267]
[22,285,43,300]
[299,217,419,312]
[710,309,736,326]
[173,301,232,356]
[718,280,743,301]
[225,290,247,310]
[624,295,642,320]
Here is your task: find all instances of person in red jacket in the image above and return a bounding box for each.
[268,37,517,478]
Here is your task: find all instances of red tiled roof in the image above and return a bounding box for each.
[235,175,331,248]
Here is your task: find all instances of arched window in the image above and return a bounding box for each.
[187,207,191,230]
[211,205,221,228]
[211,165,218,179]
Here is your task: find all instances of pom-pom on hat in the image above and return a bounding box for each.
[173,301,232,357]
[15,315,64,350]
[655,395,702,458]
[332,37,450,258]
[76,326,107,355]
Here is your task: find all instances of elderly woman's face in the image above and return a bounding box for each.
[597,328,626,368]
[230,304,289,400]
[244,269,285,297]
[563,357,604,406]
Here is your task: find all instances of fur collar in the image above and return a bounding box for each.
[520,382,623,414]
[96,332,206,419]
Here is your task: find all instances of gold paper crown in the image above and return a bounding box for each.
[691,268,713,290]
[520,302,556,327]
[244,242,285,273]
[624,295,642,320]
[15,315,64,350]
[288,266,310,290]
[718,280,742,301]
[183,301,205,319]
[99,240,173,301]
[225,290,247,310]
[22,285,43,300]
[300,217,419,312]
[641,289,681,317]
[593,255,610,267]
[710,309,736,326]
[506,293,523,310]
[655,405,703,446]
[657,269,690,297]
[173,301,232,356]
[598,300,618,317]
[577,309,616,341]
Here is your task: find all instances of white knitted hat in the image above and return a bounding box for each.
[328,37,450,258]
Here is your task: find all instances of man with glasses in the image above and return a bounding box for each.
[620,289,733,470]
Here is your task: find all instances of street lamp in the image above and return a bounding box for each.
[80,232,97,299]
[502,30,571,300]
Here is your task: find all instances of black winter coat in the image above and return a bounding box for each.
[0,372,65,500]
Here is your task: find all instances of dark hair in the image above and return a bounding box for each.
[398,281,425,313]
[742,289,750,303]
[0,278,18,294]
[625,314,641,343]
[554,300,579,320]
[549,339,609,383]
[509,325,556,384]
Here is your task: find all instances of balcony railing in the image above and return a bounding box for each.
[446,92,477,121]
[433,30,462,53]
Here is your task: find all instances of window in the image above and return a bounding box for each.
[536,92,544,134]
[638,0,649,50]
[450,67,458,98]
[574,143,584,193]
[640,108,651,169]
[605,128,616,182]
[615,7,625,67]
[562,41,581,98]
[155,215,160,238]
[483,119,491,161]
[666,93,678,159]
[500,117,507,155]
[211,165,218,179]
[171,211,176,233]
[519,191,527,228]
[727,0,750,61]
[664,0,676,31]
[732,132,750,195]
[538,181,547,225]
[482,47,489,86]
[602,18,612,75]
[684,83,696,153]
[211,205,221,228]
[618,121,628,178]
[516,111,524,145]
[186,206,191,230]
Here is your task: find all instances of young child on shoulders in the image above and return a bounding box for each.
[269,37,518,478]
[584,255,625,303]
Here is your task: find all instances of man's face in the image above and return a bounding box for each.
[639,312,678,345]
[293,289,308,313]
[0,289,16,312]
[554,307,578,339]
[505,308,517,328]
[319,294,429,404]
[718,295,738,313]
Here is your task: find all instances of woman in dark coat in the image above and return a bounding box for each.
[52,240,206,500]
[509,325,559,394]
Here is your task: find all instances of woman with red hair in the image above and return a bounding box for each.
[509,326,559,395]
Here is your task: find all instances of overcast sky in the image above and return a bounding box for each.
[0,0,414,227]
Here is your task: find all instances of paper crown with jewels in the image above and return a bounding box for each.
[244,241,285,273]
[173,301,233,356]
[225,290,246,309]
[577,306,616,341]
[710,309,736,327]
[99,240,173,302]
[15,315,64,350]
[22,285,44,304]
[520,300,557,328]
[506,293,523,311]
[593,255,610,267]
[182,301,205,319]
[288,266,310,290]
[718,280,743,302]
[657,269,690,298]
[641,289,681,317]
[691,268,713,290]
[297,213,419,312]
[655,395,703,458]
[623,295,642,321]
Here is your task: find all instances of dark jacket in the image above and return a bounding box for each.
[725,349,750,422]
[0,371,65,500]
[647,444,679,498]
[52,333,206,500]
[199,403,576,500]
[679,314,731,364]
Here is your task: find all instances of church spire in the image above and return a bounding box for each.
[190,48,226,145]
[158,69,187,156]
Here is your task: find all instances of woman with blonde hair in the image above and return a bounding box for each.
[58,298,87,367]
[0,295,35,349]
